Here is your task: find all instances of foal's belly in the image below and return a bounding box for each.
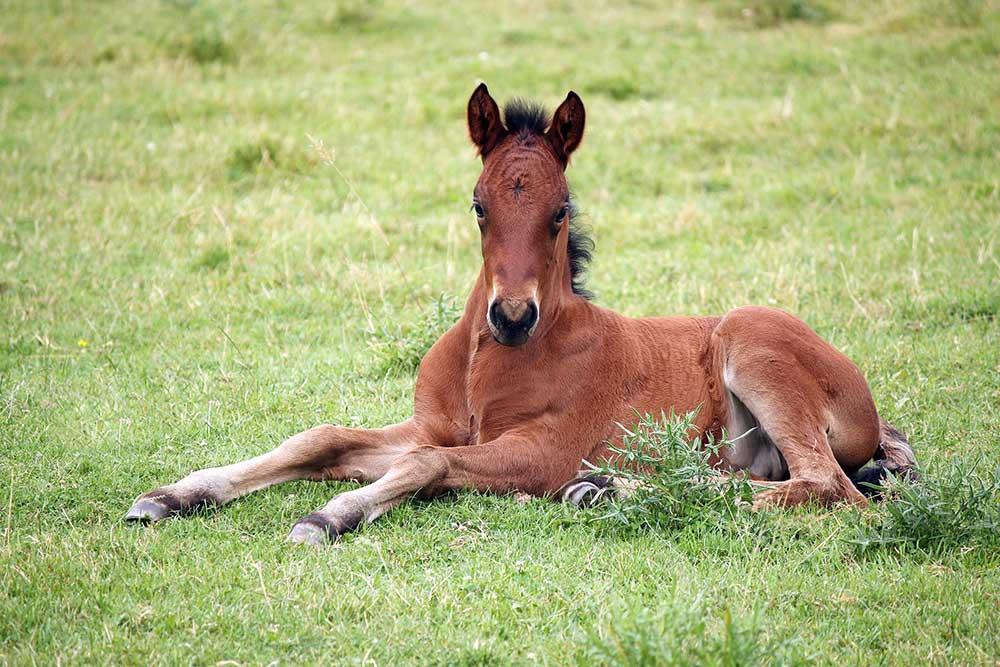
[719,390,790,480]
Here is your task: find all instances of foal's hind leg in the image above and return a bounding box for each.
[727,378,865,509]
[716,310,874,509]
[125,420,422,522]
[744,432,865,509]
[724,378,866,509]
[723,368,867,509]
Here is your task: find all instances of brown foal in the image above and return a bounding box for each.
[126,84,916,544]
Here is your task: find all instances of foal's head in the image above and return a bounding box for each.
[466,83,589,347]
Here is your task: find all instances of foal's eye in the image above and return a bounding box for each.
[472,203,485,219]
[554,205,569,225]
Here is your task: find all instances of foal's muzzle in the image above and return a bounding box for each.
[488,298,539,347]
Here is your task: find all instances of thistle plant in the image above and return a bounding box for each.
[584,410,756,532]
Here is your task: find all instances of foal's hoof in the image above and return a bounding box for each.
[287,515,338,546]
[560,475,615,507]
[124,497,174,523]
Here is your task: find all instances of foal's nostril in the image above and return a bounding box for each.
[488,300,503,328]
[488,299,539,344]
[522,301,539,330]
[491,300,537,328]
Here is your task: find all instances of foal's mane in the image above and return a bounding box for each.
[502,99,595,300]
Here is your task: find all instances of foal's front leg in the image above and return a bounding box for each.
[125,420,423,522]
[556,473,621,507]
[287,432,585,544]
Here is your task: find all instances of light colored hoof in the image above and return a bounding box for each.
[287,521,332,546]
[563,480,599,506]
[124,498,172,523]
[561,478,613,507]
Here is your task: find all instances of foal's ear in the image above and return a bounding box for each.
[467,83,505,158]
[547,91,585,164]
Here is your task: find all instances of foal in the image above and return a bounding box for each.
[127,84,916,544]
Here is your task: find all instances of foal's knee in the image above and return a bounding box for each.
[276,424,341,464]
[403,446,450,495]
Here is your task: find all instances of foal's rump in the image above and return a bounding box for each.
[711,306,895,495]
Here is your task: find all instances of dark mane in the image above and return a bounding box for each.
[566,201,595,300]
[503,98,549,136]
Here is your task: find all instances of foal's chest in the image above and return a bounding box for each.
[463,342,562,444]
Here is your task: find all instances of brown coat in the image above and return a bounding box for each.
[126,85,916,544]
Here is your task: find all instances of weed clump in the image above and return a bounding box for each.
[848,458,1000,556]
[323,0,380,31]
[192,245,230,272]
[583,411,756,533]
[187,29,233,64]
[366,295,461,376]
[585,75,643,101]
[226,139,281,181]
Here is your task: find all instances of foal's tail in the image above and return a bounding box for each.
[849,418,918,497]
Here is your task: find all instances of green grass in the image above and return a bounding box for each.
[2,0,999,663]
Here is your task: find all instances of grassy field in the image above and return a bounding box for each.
[2,0,999,664]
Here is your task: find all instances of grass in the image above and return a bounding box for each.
[1,0,999,663]
[582,412,1000,559]
[847,459,1000,556]
[579,411,758,532]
